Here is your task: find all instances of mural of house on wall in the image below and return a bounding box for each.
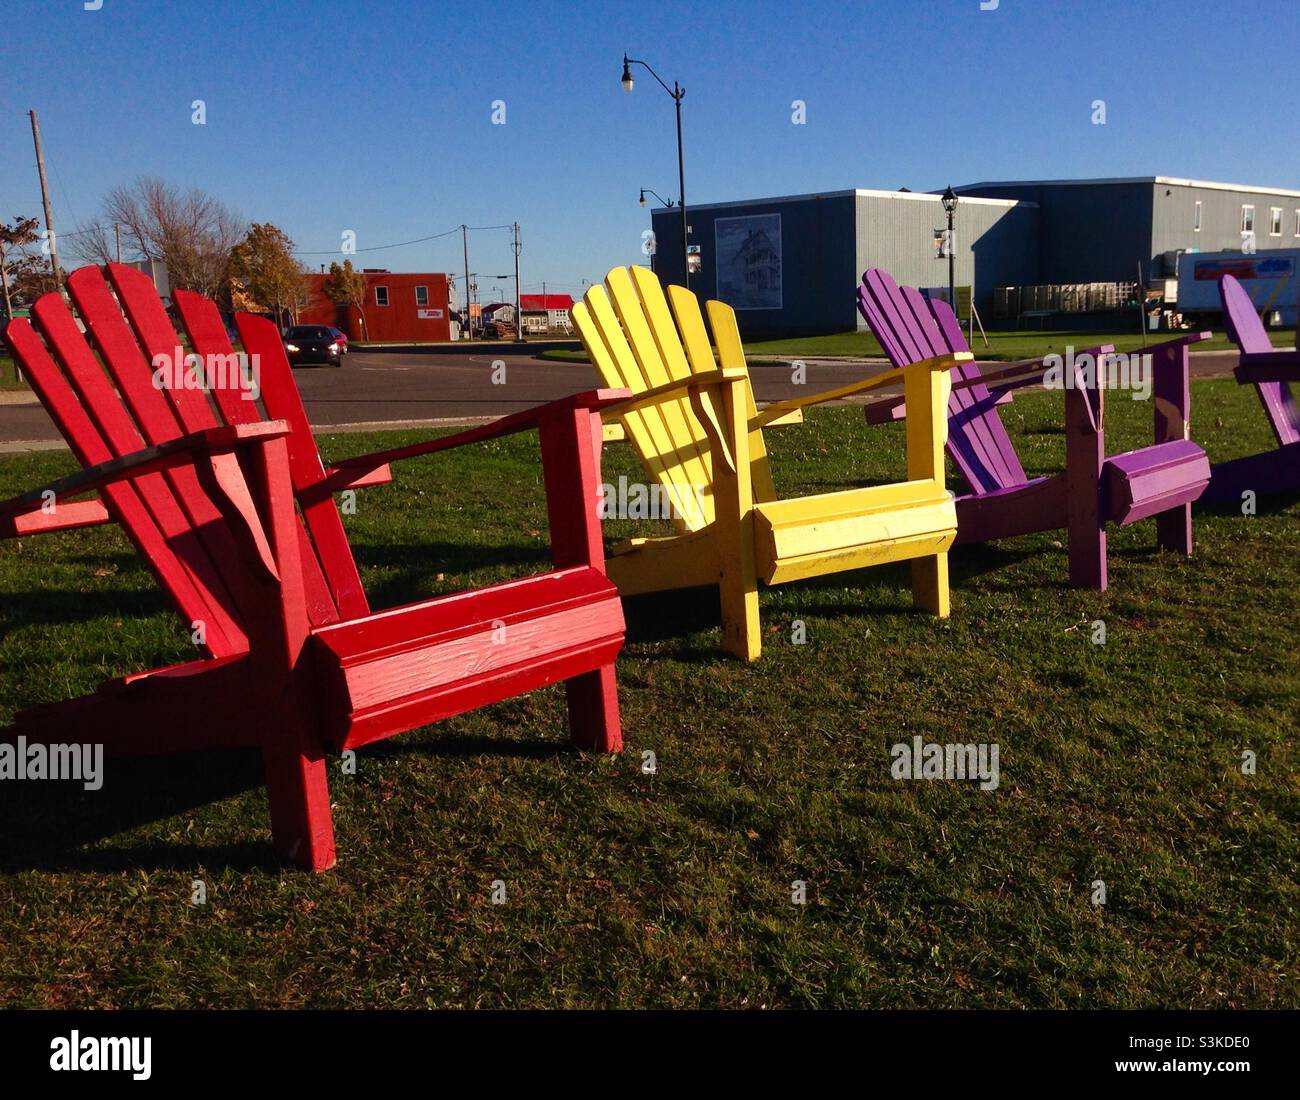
[716,213,782,310]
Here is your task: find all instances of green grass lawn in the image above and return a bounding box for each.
[0,380,1296,1008]
[542,326,1294,363]
[0,354,28,391]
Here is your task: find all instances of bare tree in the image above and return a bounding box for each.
[64,220,117,266]
[84,177,247,298]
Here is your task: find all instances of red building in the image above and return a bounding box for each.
[299,271,455,343]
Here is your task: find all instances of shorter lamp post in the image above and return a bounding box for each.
[941,185,957,320]
[639,189,674,272]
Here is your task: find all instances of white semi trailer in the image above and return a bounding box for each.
[1174,249,1299,328]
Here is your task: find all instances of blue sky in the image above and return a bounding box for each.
[1,0,1296,295]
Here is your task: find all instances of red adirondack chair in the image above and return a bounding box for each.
[1198,273,1300,504]
[0,263,629,871]
[857,269,1212,589]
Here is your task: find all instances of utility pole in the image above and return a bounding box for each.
[29,110,63,287]
[512,222,523,343]
[461,224,471,341]
[114,222,122,263]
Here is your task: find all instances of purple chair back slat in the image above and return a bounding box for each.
[924,296,1029,490]
[858,268,1026,493]
[1219,274,1300,446]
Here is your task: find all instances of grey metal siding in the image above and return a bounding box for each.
[1151,183,1300,272]
[854,193,1037,322]
[960,182,1155,284]
[651,193,857,339]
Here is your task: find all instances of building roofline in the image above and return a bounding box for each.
[650,188,1033,213]
[955,176,1300,198]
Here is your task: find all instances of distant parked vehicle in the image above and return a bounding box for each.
[283,324,342,367]
[1175,249,1300,327]
[326,326,350,353]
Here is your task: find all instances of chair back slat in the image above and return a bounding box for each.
[573,267,783,530]
[16,288,252,655]
[603,268,716,529]
[573,287,708,530]
[857,269,1027,493]
[63,267,274,636]
[925,296,1029,491]
[173,289,366,623]
[6,265,377,649]
[1219,274,1300,446]
[664,281,777,503]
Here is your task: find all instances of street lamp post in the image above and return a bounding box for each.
[639,189,674,273]
[941,185,957,321]
[623,53,689,288]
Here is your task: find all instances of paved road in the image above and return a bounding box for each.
[0,344,1243,450]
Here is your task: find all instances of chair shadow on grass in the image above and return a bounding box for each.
[0,716,569,874]
[1194,490,1300,519]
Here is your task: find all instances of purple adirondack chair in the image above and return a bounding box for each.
[1198,273,1300,504]
[856,268,1212,589]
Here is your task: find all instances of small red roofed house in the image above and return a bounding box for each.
[518,293,574,335]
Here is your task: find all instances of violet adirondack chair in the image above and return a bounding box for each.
[856,269,1212,589]
[0,263,630,871]
[1198,273,1300,504]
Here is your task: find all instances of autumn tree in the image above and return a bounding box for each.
[229,223,310,327]
[0,216,41,321]
[321,259,369,340]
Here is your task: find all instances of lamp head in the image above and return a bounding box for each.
[941,185,957,214]
[639,189,647,207]
[621,55,634,92]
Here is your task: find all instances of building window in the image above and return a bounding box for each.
[1269,207,1283,236]
[1193,200,1202,232]
[1240,205,1254,233]
[415,285,429,306]
[375,286,389,307]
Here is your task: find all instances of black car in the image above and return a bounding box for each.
[283,325,343,367]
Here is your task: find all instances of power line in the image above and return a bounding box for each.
[294,223,513,257]
[294,226,460,256]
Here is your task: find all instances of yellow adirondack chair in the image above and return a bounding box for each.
[572,265,966,660]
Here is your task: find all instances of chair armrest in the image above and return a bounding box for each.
[0,498,111,539]
[317,464,394,492]
[599,370,731,419]
[862,395,907,424]
[750,352,971,429]
[0,421,290,523]
[763,408,804,427]
[1237,349,1300,383]
[1147,330,1214,354]
[317,389,632,492]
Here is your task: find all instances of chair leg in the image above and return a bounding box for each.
[912,552,950,618]
[259,725,336,872]
[1067,516,1107,589]
[1065,381,1108,590]
[565,664,622,753]
[719,569,762,661]
[1156,502,1193,556]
